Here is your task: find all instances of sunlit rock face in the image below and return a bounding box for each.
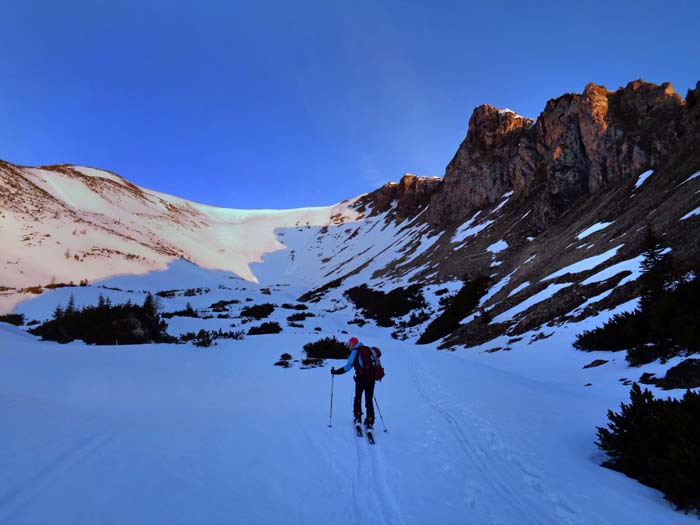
[427,80,695,229]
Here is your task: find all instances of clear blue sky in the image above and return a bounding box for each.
[2,1,698,209]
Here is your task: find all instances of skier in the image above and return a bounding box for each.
[330,337,376,430]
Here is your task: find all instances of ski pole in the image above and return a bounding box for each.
[328,374,335,428]
[374,395,388,432]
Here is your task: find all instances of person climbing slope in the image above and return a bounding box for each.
[331,336,384,431]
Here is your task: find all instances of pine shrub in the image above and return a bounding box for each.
[418,274,490,344]
[574,228,700,364]
[303,336,350,360]
[162,303,199,319]
[287,311,316,322]
[247,321,282,335]
[0,314,25,326]
[597,384,700,511]
[240,303,276,320]
[29,294,171,345]
[344,284,425,327]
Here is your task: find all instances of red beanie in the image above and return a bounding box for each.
[347,337,359,348]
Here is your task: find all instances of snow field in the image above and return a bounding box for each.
[1,314,693,525]
[2,261,698,524]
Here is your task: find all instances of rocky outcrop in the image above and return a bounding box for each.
[427,106,535,225]
[396,174,442,220]
[360,173,441,220]
[427,80,695,228]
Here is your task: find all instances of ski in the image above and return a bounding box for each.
[366,428,375,445]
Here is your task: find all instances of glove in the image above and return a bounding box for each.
[331,367,343,375]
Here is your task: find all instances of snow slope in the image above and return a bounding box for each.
[0,163,365,286]
[2,265,697,525]
[1,321,691,525]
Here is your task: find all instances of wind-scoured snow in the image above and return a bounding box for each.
[576,221,613,240]
[492,282,572,323]
[507,281,530,298]
[451,212,494,244]
[542,245,622,281]
[490,191,514,214]
[581,254,646,286]
[678,170,700,185]
[634,169,654,189]
[680,207,700,220]
[479,270,515,307]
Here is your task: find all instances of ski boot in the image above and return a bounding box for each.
[364,416,375,431]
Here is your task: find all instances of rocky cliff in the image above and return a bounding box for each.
[428,80,699,229]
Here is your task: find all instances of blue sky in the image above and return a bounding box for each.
[2,1,698,209]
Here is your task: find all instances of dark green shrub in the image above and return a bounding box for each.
[287,312,316,322]
[418,274,490,344]
[193,329,215,347]
[241,303,275,320]
[574,230,700,364]
[247,322,282,335]
[573,311,647,352]
[0,314,25,326]
[215,328,245,340]
[303,336,349,360]
[301,357,324,368]
[597,384,700,511]
[209,299,240,311]
[162,303,199,319]
[281,303,308,310]
[574,273,700,364]
[298,278,343,303]
[29,294,171,345]
[345,284,426,327]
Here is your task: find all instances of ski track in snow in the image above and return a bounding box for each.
[353,431,405,525]
[407,350,579,525]
[0,427,116,524]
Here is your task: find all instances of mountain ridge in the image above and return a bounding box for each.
[2,79,699,354]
